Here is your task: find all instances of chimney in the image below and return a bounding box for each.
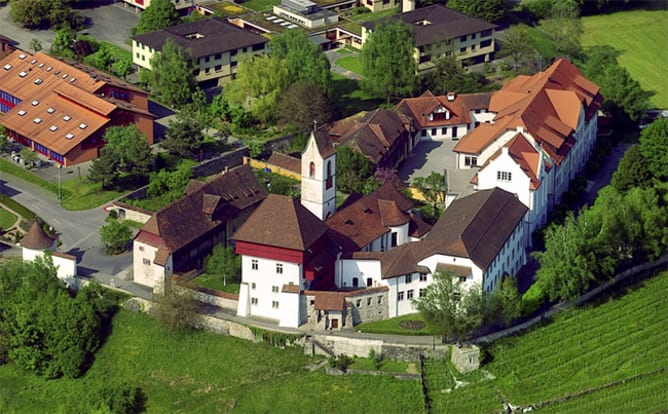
[447,92,456,101]
[402,0,415,12]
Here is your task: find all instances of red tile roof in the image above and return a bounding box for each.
[394,90,492,131]
[454,58,601,165]
[267,151,301,174]
[233,194,329,251]
[137,164,266,253]
[425,188,527,271]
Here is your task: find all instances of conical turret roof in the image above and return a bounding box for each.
[20,221,55,250]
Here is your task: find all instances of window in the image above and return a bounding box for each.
[419,288,425,297]
[497,171,512,182]
[352,277,359,287]
[272,301,279,309]
[460,35,466,42]
[405,274,412,283]
[397,291,405,301]
[276,263,283,274]
[421,130,427,137]
[459,276,467,283]
[452,127,458,138]
[356,299,362,307]
[367,298,372,306]
[309,161,315,178]
[31,100,39,106]
[464,155,478,167]
[142,258,150,265]
[391,232,398,247]
[47,107,55,114]
[460,47,466,53]
[251,297,258,305]
[252,43,264,52]
[325,161,333,189]
[431,128,436,136]
[367,277,373,287]
[272,285,279,293]
[480,39,492,48]
[481,29,493,37]
[252,259,258,270]
[231,49,238,56]
[214,53,221,60]
[214,64,222,71]
[377,296,382,304]
[419,273,427,282]
[251,282,256,290]
[407,289,414,300]
[441,127,447,135]
[139,246,144,252]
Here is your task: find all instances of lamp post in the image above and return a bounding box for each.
[58,164,62,206]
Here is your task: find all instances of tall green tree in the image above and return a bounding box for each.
[204,245,240,287]
[446,0,506,22]
[497,24,536,73]
[581,45,650,122]
[611,145,650,193]
[412,171,446,212]
[100,221,133,255]
[276,80,331,134]
[146,39,197,108]
[413,272,484,343]
[162,112,205,159]
[132,0,181,35]
[361,21,417,103]
[336,145,375,194]
[539,0,583,58]
[89,125,151,189]
[638,118,668,182]
[270,29,332,96]
[151,282,202,333]
[50,28,76,59]
[225,54,288,124]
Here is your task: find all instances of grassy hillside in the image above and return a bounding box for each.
[426,270,668,413]
[582,10,668,108]
[0,311,423,413]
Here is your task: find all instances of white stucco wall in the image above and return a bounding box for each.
[384,272,433,317]
[418,124,468,141]
[279,291,302,328]
[133,240,170,289]
[240,255,303,321]
[337,258,382,289]
[477,150,531,209]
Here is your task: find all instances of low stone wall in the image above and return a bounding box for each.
[192,148,247,177]
[194,290,238,312]
[111,201,153,224]
[312,334,448,361]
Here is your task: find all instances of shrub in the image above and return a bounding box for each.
[329,354,354,372]
[521,283,547,316]
[96,382,145,414]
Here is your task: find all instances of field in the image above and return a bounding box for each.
[0,207,17,230]
[582,10,668,108]
[336,55,365,77]
[425,270,668,413]
[0,310,423,413]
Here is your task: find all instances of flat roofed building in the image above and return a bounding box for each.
[132,17,269,86]
[120,0,206,11]
[0,50,154,166]
[272,0,339,29]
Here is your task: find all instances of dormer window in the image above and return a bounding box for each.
[17,110,26,116]
[18,71,27,78]
[38,63,45,68]
[63,115,71,121]
[70,77,76,83]
[65,133,74,140]
[62,73,68,79]
[30,59,37,64]
[18,54,26,60]
[34,78,43,85]
[46,66,52,72]
[3,64,11,70]
[49,125,58,132]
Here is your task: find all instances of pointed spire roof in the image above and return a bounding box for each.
[20,221,55,250]
[308,127,336,158]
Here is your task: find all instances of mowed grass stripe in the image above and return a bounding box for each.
[582,10,668,108]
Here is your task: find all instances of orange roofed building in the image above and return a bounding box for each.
[454,58,601,233]
[0,50,154,166]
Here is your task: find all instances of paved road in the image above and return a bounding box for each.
[0,173,132,277]
[0,2,138,52]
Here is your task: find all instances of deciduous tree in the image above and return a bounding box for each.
[638,118,668,182]
[446,0,506,22]
[336,145,375,194]
[204,245,240,287]
[100,221,133,255]
[412,171,446,212]
[413,272,484,343]
[611,145,650,193]
[146,39,197,108]
[539,0,583,58]
[270,29,332,96]
[151,282,202,333]
[497,24,536,73]
[162,112,205,159]
[276,80,331,134]
[132,0,181,35]
[361,21,417,103]
[89,125,151,189]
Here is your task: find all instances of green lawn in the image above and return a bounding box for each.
[582,10,668,108]
[192,272,241,295]
[0,208,17,230]
[242,0,280,12]
[426,270,668,413]
[348,7,399,22]
[0,310,423,413]
[336,55,365,77]
[356,313,435,336]
[331,73,384,118]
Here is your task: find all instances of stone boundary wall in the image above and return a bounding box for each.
[173,271,239,312]
[344,369,419,380]
[111,200,153,224]
[473,255,668,345]
[191,148,247,177]
[312,334,448,361]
